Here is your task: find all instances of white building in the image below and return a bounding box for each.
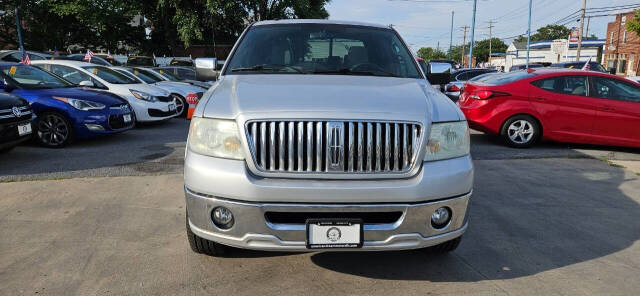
[505,39,605,71]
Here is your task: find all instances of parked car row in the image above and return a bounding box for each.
[0,55,211,150]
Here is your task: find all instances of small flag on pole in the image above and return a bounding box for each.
[67,48,72,55]
[83,49,94,62]
[107,50,113,59]
[19,49,31,65]
[581,57,591,71]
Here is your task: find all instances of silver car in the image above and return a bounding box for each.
[184,20,473,256]
[444,69,496,101]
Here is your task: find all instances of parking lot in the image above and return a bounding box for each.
[1,119,639,295]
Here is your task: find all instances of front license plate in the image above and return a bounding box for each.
[306,219,363,249]
[168,104,176,112]
[123,114,132,123]
[17,123,32,136]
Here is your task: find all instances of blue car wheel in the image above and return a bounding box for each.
[37,112,74,148]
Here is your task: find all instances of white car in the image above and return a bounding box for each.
[32,60,178,122]
[111,66,206,117]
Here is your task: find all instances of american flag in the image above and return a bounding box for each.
[83,49,94,62]
[19,49,30,65]
[106,50,113,59]
[581,57,591,71]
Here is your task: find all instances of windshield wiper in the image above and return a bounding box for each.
[231,64,305,74]
[313,68,400,77]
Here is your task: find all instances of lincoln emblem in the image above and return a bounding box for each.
[327,122,344,171]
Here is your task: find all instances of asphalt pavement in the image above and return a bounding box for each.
[1,158,639,295]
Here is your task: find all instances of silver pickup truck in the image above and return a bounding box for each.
[184,19,473,256]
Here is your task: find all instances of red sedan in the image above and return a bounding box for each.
[457,69,640,148]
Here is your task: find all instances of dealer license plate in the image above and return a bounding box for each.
[123,114,132,123]
[17,123,32,136]
[306,219,363,249]
[168,104,176,112]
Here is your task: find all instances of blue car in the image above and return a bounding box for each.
[0,63,134,147]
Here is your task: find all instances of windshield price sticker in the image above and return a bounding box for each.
[9,66,17,75]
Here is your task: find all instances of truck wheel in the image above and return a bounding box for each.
[429,236,462,253]
[186,214,226,256]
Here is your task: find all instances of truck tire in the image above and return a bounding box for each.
[429,236,462,253]
[186,215,226,256]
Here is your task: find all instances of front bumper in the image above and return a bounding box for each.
[186,188,470,251]
[185,151,473,251]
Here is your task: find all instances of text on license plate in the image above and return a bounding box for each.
[17,123,32,136]
[306,219,363,249]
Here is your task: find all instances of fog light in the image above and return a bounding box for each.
[431,207,451,229]
[211,207,234,229]
[85,123,104,131]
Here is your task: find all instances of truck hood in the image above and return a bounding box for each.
[201,75,462,122]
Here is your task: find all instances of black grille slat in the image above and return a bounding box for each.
[265,211,403,225]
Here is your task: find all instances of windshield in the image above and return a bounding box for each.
[82,66,138,84]
[155,69,180,81]
[225,24,421,78]
[130,68,162,83]
[0,64,72,89]
[170,59,193,66]
[127,57,155,66]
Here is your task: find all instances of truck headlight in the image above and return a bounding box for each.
[188,117,244,160]
[424,121,470,161]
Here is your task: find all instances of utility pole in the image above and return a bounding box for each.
[15,0,24,51]
[576,0,587,61]
[487,20,496,67]
[449,11,454,60]
[460,26,469,66]
[468,0,478,68]
[436,41,440,52]
[526,0,533,69]
[585,16,591,38]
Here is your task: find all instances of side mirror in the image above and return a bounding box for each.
[79,80,95,87]
[195,58,219,81]
[426,73,451,86]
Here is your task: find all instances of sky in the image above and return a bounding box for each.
[326,0,639,54]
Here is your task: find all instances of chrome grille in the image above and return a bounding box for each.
[246,120,422,175]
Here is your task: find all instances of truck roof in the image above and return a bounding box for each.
[253,19,390,29]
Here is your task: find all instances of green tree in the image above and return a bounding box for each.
[417,47,447,61]
[472,38,507,63]
[627,9,640,35]
[159,0,331,48]
[515,24,572,43]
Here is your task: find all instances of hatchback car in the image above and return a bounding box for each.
[32,60,178,123]
[0,63,134,147]
[457,69,640,148]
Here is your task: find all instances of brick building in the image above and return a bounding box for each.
[603,11,640,76]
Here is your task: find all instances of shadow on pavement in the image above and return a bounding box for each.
[310,157,640,281]
[0,118,189,179]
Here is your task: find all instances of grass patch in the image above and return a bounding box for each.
[598,156,626,169]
